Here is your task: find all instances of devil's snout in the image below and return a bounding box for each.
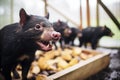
[51,31,61,40]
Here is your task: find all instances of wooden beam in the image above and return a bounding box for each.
[86,0,90,26]
[96,0,99,26]
[44,0,48,16]
[47,3,79,27]
[80,0,83,30]
[10,0,13,23]
[98,0,120,30]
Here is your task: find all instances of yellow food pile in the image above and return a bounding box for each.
[29,47,98,76]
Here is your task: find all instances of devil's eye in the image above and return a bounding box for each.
[35,24,43,30]
[40,22,46,27]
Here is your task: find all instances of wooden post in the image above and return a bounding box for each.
[86,0,90,27]
[44,0,48,16]
[96,0,99,26]
[10,0,13,23]
[98,0,120,30]
[80,0,83,30]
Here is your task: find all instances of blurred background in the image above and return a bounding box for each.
[0,0,120,48]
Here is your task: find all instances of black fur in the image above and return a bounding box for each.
[52,20,71,49]
[64,27,82,46]
[79,26,114,49]
[0,8,59,80]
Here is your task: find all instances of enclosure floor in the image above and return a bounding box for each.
[99,38,120,48]
[86,47,120,80]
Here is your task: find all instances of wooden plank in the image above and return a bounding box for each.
[80,0,83,30]
[96,0,99,26]
[86,0,90,26]
[98,0,120,30]
[10,0,13,23]
[48,52,110,80]
[43,0,48,16]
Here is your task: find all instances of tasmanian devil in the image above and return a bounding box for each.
[52,20,71,50]
[64,27,82,46]
[79,25,114,49]
[0,8,61,80]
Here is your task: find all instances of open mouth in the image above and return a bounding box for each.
[36,40,52,51]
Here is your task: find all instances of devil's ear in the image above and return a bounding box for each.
[58,19,61,23]
[104,25,107,28]
[45,13,49,19]
[57,19,61,26]
[101,25,106,31]
[102,25,107,30]
[19,8,28,26]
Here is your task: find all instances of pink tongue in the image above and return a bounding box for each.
[36,41,52,51]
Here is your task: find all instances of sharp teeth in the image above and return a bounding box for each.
[50,41,52,45]
[46,44,50,48]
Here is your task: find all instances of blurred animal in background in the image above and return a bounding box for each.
[64,27,82,46]
[52,20,72,50]
[79,25,114,49]
[0,8,60,80]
